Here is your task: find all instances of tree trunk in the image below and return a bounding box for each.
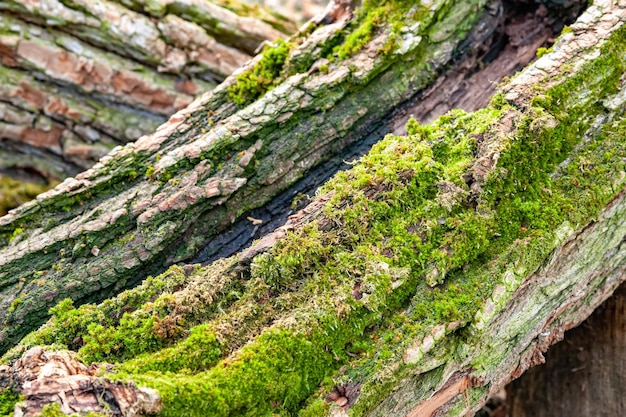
[0,0,294,184]
[507,282,626,417]
[1,0,624,416]
[0,0,575,352]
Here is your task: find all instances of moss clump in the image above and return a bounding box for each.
[228,39,292,106]
[116,328,346,417]
[116,323,224,374]
[226,0,418,106]
[536,46,549,58]
[0,175,56,217]
[0,389,21,416]
[38,402,107,417]
[331,1,404,60]
[1,266,196,365]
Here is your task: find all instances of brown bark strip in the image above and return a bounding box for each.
[1,347,161,417]
[405,373,473,417]
[0,0,292,182]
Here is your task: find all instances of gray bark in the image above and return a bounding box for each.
[0,0,292,183]
[507,282,626,417]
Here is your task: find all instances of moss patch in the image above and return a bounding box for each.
[37,402,107,417]
[0,389,21,417]
[228,38,292,106]
[0,176,56,217]
[104,23,626,416]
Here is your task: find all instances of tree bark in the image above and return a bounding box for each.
[507,282,626,417]
[1,0,624,416]
[0,0,570,352]
[0,0,294,184]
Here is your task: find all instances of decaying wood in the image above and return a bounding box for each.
[0,0,293,182]
[1,0,624,416]
[507,282,626,417]
[1,347,161,417]
[0,0,567,353]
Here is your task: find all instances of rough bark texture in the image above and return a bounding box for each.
[0,0,294,183]
[507,282,626,417]
[1,347,161,417]
[1,0,624,416]
[0,0,556,352]
[247,0,328,24]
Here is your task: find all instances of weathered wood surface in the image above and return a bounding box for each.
[0,0,556,353]
[1,0,624,416]
[0,0,293,183]
[508,282,626,417]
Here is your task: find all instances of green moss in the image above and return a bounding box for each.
[328,1,414,61]
[7,297,21,313]
[298,398,330,417]
[113,327,350,417]
[228,39,292,106]
[8,227,23,243]
[102,23,626,416]
[0,176,56,217]
[37,402,107,417]
[335,23,626,414]
[5,7,625,417]
[225,0,419,106]
[333,9,381,60]
[117,323,224,373]
[0,389,21,416]
[536,46,549,58]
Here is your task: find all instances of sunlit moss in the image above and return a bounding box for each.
[228,38,292,106]
[0,176,56,217]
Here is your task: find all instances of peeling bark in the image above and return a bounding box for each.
[1,347,161,417]
[507,282,626,417]
[0,0,293,182]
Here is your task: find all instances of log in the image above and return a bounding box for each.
[0,0,294,184]
[0,0,576,352]
[2,0,624,416]
[507,282,626,417]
